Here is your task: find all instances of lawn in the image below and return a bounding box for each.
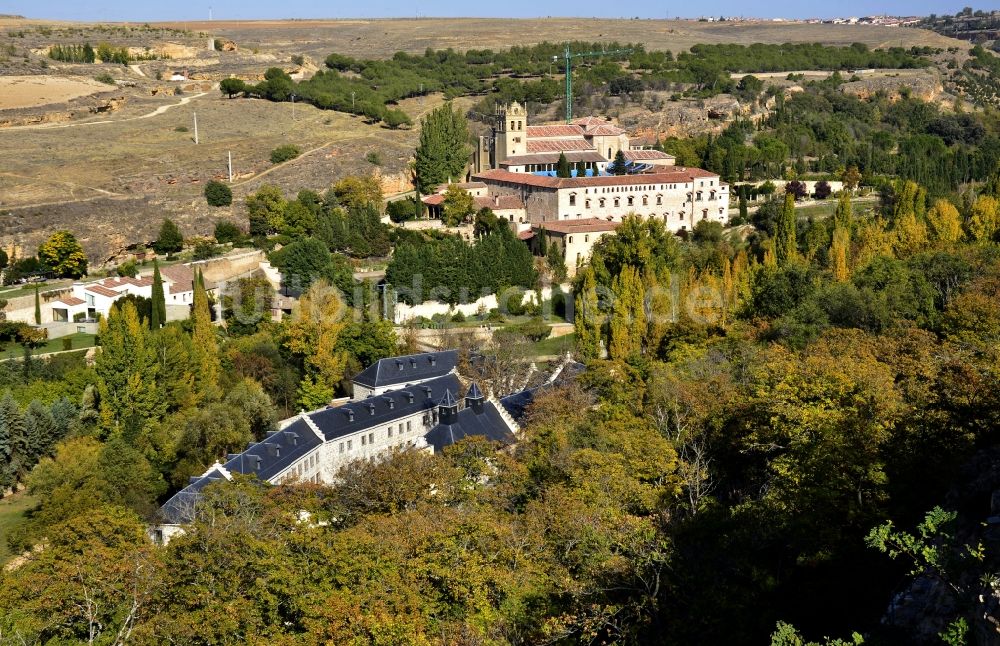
[528,333,576,358]
[0,491,37,565]
[0,333,96,360]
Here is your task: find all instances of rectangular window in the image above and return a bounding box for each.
[388,426,393,437]
[369,432,375,444]
[398,423,403,434]
[361,435,367,446]
[347,440,352,450]
[339,442,344,454]
[407,421,412,431]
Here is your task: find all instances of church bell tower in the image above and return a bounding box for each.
[494,101,526,167]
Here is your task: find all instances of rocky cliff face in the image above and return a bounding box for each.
[841,75,944,103]
[878,447,1000,644]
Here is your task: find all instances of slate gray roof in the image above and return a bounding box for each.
[423,401,516,453]
[310,374,460,442]
[351,350,458,389]
[223,418,324,482]
[158,465,231,525]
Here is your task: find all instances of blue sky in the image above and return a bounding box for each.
[3,1,983,22]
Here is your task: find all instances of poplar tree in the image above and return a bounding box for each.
[34,286,41,325]
[191,269,221,401]
[927,199,963,244]
[830,225,851,282]
[151,260,166,329]
[608,265,645,361]
[95,301,160,440]
[414,103,470,195]
[0,392,26,490]
[574,265,601,360]
[775,193,797,266]
[834,191,853,230]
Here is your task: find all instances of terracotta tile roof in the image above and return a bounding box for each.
[623,150,676,161]
[526,138,594,153]
[526,125,585,138]
[586,124,626,136]
[517,230,535,240]
[422,194,445,206]
[572,116,611,128]
[56,296,86,307]
[534,218,621,235]
[160,265,195,293]
[473,167,719,190]
[473,195,524,211]
[435,181,486,193]
[500,151,606,166]
[85,284,120,298]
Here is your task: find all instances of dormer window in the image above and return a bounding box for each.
[346,409,355,422]
[384,397,394,410]
[429,356,436,366]
[367,403,376,416]
[396,359,403,370]
[403,391,414,403]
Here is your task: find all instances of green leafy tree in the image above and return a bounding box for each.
[331,175,384,211]
[441,184,475,226]
[37,231,87,278]
[219,77,246,98]
[204,179,233,207]
[214,220,244,245]
[246,185,287,236]
[414,102,470,194]
[270,237,352,295]
[383,108,412,129]
[153,218,183,255]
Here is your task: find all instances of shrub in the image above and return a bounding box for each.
[116,260,138,278]
[387,197,419,223]
[62,337,73,351]
[365,151,383,166]
[214,220,244,245]
[291,54,304,66]
[174,125,188,132]
[94,72,115,85]
[451,311,466,323]
[204,180,233,207]
[193,240,220,261]
[270,144,301,164]
[510,318,550,341]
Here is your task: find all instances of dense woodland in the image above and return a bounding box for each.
[218,41,933,125]
[2,30,1000,646]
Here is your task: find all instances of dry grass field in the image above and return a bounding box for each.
[0,16,965,264]
[146,18,963,59]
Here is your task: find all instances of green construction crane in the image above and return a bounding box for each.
[558,44,633,123]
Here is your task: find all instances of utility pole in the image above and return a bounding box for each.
[227,150,232,182]
[193,111,199,144]
[561,45,633,123]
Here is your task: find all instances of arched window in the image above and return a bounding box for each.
[614,197,620,208]
[585,199,591,209]
[568,235,574,243]
[584,234,590,243]
[599,198,606,208]
[569,193,576,206]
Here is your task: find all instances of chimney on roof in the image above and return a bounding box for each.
[265,443,280,458]
[384,397,394,410]
[429,356,436,367]
[284,431,299,446]
[396,359,403,370]
[346,409,355,422]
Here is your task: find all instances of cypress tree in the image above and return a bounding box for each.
[556,153,572,178]
[775,192,797,266]
[574,265,601,360]
[151,260,166,329]
[34,286,41,325]
[191,269,221,401]
[575,160,588,178]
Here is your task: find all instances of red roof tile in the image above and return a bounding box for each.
[85,284,120,298]
[160,265,195,293]
[623,150,676,161]
[500,151,605,166]
[526,125,585,138]
[526,138,593,153]
[422,194,445,206]
[473,195,524,211]
[518,230,535,240]
[473,167,719,190]
[534,218,621,234]
[56,296,86,306]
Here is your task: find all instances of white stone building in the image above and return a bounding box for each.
[473,167,730,233]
